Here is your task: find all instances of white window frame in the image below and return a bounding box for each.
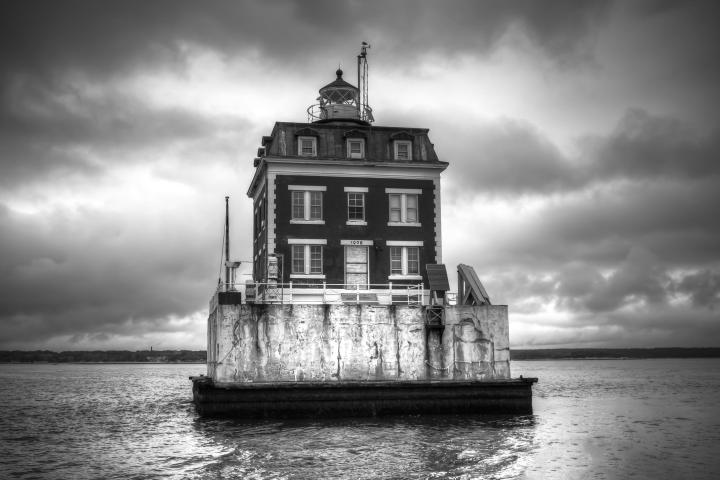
[393,140,412,160]
[347,193,366,225]
[288,239,326,279]
[289,185,326,224]
[387,241,422,280]
[344,186,368,225]
[386,188,421,227]
[298,136,317,157]
[346,138,365,159]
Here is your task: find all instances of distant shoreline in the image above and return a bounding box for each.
[1,348,719,363]
[510,347,720,361]
[0,361,207,365]
[0,350,206,364]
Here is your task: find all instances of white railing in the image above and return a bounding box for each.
[219,282,428,306]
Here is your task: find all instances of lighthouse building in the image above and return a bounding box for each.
[247,67,448,304]
[197,49,530,407]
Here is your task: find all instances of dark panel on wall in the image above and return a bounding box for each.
[426,264,450,291]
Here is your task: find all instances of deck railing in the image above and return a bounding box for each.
[219,281,428,306]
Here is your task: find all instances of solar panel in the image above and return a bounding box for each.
[426,264,450,291]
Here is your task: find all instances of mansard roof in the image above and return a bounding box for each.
[260,121,443,163]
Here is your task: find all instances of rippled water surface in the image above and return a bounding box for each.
[1,359,719,479]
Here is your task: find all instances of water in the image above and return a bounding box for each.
[1,359,719,479]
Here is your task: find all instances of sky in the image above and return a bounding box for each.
[1,0,719,351]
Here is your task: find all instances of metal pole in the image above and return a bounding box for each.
[357,52,362,117]
[225,196,230,290]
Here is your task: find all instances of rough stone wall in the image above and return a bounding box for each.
[441,305,511,380]
[206,308,217,378]
[211,303,510,385]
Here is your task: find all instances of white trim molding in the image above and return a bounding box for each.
[387,240,424,246]
[385,188,422,194]
[387,221,421,227]
[433,176,442,263]
[290,219,325,225]
[287,238,327,245]
[267,173,277,255]
[389,274,423,281]
[288,185,327,191]
[344,186,368,192]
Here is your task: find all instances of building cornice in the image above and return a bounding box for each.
[247,156,447,197]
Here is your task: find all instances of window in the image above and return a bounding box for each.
[389,246,421,278]
[292,245,322,274]
[292,191,322,220]
[347,193,365,221]
[298,136,317,157]
[347,138,364,159]
[386,188,420,226]
[289,241,325,277]
[394,140,412,160]
[289,186,326,223]
[344,186,368,225]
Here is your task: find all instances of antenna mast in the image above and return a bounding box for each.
[224,196,230,288]
[357,42,372,122]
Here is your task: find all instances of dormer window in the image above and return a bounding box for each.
[394,140,412,160]
[347,138,365,159]
[298,136,317,157]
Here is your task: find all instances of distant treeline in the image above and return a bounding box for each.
[2,348,719,363]
[511,348,720,360]
[0,350,206,363]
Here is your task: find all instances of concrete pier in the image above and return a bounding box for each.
[207,294,511,384]
[192,292,536,417]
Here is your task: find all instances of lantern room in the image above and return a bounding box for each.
[307,43,374,124]
[307,68,363,123]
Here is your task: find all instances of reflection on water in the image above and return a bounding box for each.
[1,359,719,479]
[189,414,537,479]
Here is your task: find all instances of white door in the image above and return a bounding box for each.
[345,246,369,288]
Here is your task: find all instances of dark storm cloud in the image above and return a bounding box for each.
[587,109,720,181]
[470,175,720,274]
[445,109,720,196]
[489,250,718,334]
[556,248,671,313]
[0,201,223,347]
[0,75,250,186]
[0,0,615,188]
[487,249,674,314]
[677,270,720,309]
[0,0,611,79]
[442,118,583,195]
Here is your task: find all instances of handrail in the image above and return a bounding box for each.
[219,281,428,306]
[306,103,373,123]
[221,282,424,290]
